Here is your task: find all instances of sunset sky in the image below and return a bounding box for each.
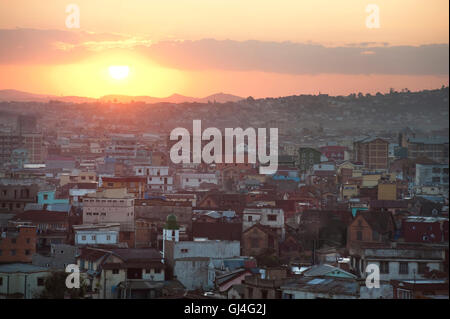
[0,0,448,98]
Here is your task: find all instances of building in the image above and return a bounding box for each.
[73,224,120,246]
[347,211,395,250]
[415,163,449,187]
[242,207,285,240]
[242,224,279,257]
[349,242,448,282]
[401,216,449,243]
[391,279,449,299]
[133,165,173,192]
[32,244,78,270]
[177,172,218,190]
[0,181,39,213]
[100,176,147,199]
[76,247,164,299]
[163,239,241,291]
[105,134,138,161]
[407,137,449,164]
[0,225,36,263]
[82,188,135,227]
[353,137,389,170]
[298,148,322,173]
[0,263,51,299]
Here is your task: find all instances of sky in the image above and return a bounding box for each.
[0,0,448,98]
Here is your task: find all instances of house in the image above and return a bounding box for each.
[243,267,289,299]
[100,176,147,199]
[242,207,285,240]
[391,279,449,299]
[11,210,69,252]
[407,137,449,164]
[163,239,241,291]
[0,225,36,263]
[177,173,218,190]
[349,242,448,283]
[197,192,247,214]
[281,276,359,299]
[242,224,279,257]
[401,216,449,243]
[0,263,51,299]
[73,223,120,246]
[32,244,78,270]
[347,210,395,250]
[76,247,164,299]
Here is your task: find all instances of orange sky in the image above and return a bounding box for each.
[0,0,448,98]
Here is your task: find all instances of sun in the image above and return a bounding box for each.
[108,65,130,80]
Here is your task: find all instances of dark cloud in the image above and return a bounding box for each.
[0,29,448,76]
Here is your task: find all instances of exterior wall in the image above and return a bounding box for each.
[0,183,39,213]
[169,240,241,262]
[0,226,37,263]
[75,230,118,245]
[362,260,442,282]
[242,208,285,239]
[242,227,278,257]
[37,190,69,205]
[0,270,50,299]
[83,197,134,225]
[178,173,218,189]
[415,164,449,186]
[378,183,397,200]
[298,148,322,173]
[173,259,210,290]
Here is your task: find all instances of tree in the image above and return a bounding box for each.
[38,271,87,299]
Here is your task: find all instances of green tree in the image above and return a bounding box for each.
[38,271,87,299]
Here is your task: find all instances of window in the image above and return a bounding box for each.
[81,236,86,241]
[43,194,48,200]
[397,289,412,299]
[11,238,16,244]
[26,238,30,244]
[0,277,2,286]
[356,231,363,241]
[112,269,119,274]
[106,235,111,241]
[418,262,427,274]
[380,261,389,274]
[155,268,161,274]
[399,262,409,275]
[37,278,45,286]
[267,214,277,221]
[25,250,30,255]
[251,238,259,248]
[10,249,16,256]
[247,216,253,222]
[181,249,189,253]
[0,250,2,256]
[145,269,151,274]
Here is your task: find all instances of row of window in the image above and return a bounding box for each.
[0,249,32,256]
[79,235,113,241]
[378,261,428,275]
[1,238,32,244]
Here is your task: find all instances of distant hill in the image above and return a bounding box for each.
[0,89,243,104]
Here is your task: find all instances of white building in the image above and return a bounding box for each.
[178,172,218,190]
[74,224,120,246]
[0,263,51,299]
[133,165,174,191]
[242,207,285,240]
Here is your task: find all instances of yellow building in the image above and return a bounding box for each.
[378,182,397,200]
